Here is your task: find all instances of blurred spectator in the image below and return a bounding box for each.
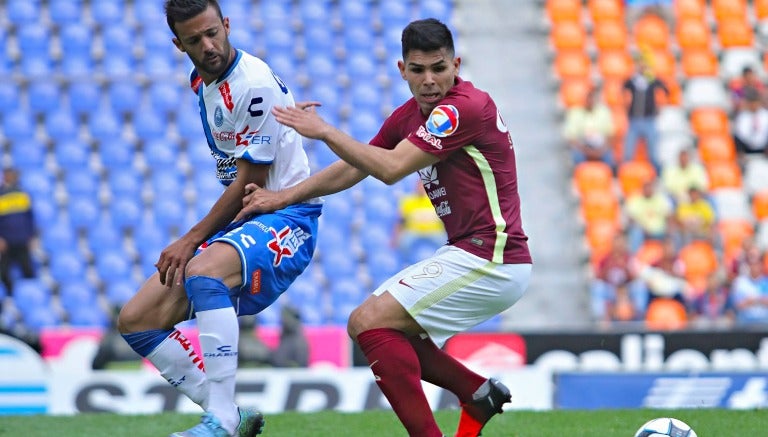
[590,236,644,324]
[625,180,674,252]
[625,1,674,26]
[661,149,708,205]
[688,271,734,329]
[562,88,616,171]
[726,236,761,285]
[270,305,309,367]
[394,181,446,264]
[238,315,272,368]
[673,187,717,247]
[622,53,668,174]
[732,86,768,163]
[729,66,766,113]
[731,255,768,324]
[636,238,689,307]
[0,168,38,303]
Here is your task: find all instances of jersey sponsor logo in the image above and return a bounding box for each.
[214,106,224,127]
[415,125,443,149]
[267,225,310,267]
[212,130,236,142]
[426,104,459,137]
[235,125,272,147]
[218,81,234,112]
[496,111,514,147]
[250,269,262,295]
[435,200,452,217]
[168,330,205,371]
[418,166,447,199]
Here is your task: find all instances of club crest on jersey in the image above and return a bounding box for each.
[267,225,309,267]
[218,81,234,112]
[214,106,224,127]
[426,104,459,137]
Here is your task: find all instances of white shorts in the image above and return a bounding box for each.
[373,245,532,347]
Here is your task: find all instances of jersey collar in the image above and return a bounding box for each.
[216,48,243,84]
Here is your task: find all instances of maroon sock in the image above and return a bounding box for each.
[357,328,443,437]
[408,335,486,403]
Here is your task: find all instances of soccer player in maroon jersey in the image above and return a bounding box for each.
[237,18,532,437]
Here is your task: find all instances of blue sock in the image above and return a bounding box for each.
[185,275,231,311]
[122,329,174,357]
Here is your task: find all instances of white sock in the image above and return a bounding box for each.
[146,329,209,409]
[197,307,240,434]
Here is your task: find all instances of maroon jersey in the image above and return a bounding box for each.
[370,77,532,264]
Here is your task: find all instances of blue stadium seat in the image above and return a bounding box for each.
[87,221,124,254]
[13,278,50,314]
[48,249,86,284]
[193,171,225,199]
[263,27,295,55]
[68,304,109,328]
[149,171,184,199]
[58,280,98,314]
[20,57,53,79]
[343,25,377,57]
[299,1,333,29]
[379,0,412,29]
[176,109,203,142]
[286,277,322,307]
[308,83,341,114]
[304,54,340,87]
[27,81,61,115]
[152,197,186,233]
[264,53,297,87]
[99,139,136,170]
[67,195,102,231]
[348,111,382,142]
[134,219,169,254]
[360,223,395,258]
[67,82,101,117]
[91,1,124,27]
[107,168,143,200]
[133,107,168,141]
[108,81,143,117]
[41,220,77,254]
[144,139,179,169]
[105,278,138,307]
[349,83,383,115]
[6,0,39,26]
[101,56,134,79]
[60,56,94,78]
[228,28,255,53]
[338,0,372,28]
[9,139,46,170]
[142,27,175,55]
[297,302,325,326]
[141,54,176,79]
[101,26,134,61]
[302,25,336,56]
[329,278,364,307]
[21,305,60,332]
[345,53,380,83]
[32,196,59,226]
[88,108,122,143]
[18,168,54,199]
[383,26,403,53]
[53,139,90,170]
[255,301,281,328]
[109,196,143,232]
[366,249,402,287]
[45,112,80,144]
[0,82,20,116]
[417,0,453,23]
[321,250,358,281]
[17,25,49,56]
[133,0,165,26]
[60,24,92,60]
[49,0,82,26]
[63,171,99,198]
[94,250,133,282]
[148,81,182,117]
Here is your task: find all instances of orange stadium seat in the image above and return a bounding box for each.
[588,0,624,24]
[756,0,768,20]
[718,219,755,259]
[554,50,592,81]
[550,21,588,51]
[697,134,737,164]
[597,50,634,81]
[573,160,614,196]
[753,190,768,221]
[633,14,671,51]
[546,0,583,25]
[712,0,747,22]
[679,240,719,282]
[674,0,706,22]
[676,18,711,52]
[707,161,743,190]
[690,107,730,137]
[681,50,719,77]
[657,78,682,106]
[648,49,676,80]
[580,188,621,223]
[559,78,592,108]
[646,298,688,330]
[717,19,754,48]
[610,108,628,153]
[634,240,664,265]
[601,78,625,109]
[617,160,656,197]
[586,219,620,260]
[593,20,629,52]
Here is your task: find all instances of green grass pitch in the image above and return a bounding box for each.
[0,409,764,436]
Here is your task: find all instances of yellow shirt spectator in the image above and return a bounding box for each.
[661,149,709,203]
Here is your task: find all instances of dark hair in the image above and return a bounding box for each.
[744,85,761,102]
[165,0,223,36]
[401,18,455,60]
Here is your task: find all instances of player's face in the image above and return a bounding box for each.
[399,48,460,116]
[172,5,233,83]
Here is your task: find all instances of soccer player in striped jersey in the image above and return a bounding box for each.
[238,18,533,437]
[118,1,321,436]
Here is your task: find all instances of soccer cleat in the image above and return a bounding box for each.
[455,378,512,437]
[237,407,265,437]
[170,412,231,437]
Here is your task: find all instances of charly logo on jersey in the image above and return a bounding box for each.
[267,225,310,267]
[218,81,234,112]
[426,104,459,137]
[214,106,224,127]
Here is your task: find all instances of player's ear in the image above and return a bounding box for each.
[172,37,186,53]
[453,56,461,73]
[397,60,406,79]
[223,16,230,35]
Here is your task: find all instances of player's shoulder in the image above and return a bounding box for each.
[231,50,274,85]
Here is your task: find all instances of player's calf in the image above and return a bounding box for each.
[454,378,511,437]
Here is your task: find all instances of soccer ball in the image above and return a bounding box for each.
[634,417,697,437]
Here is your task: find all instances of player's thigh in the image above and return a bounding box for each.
[118,272,189,333]
[186,241,243,289]
[348,291,424,339]
[374,245,531,346]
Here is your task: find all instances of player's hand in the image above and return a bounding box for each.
[155,237,198,287]
[272,103,331,140]
[235,183,286,221]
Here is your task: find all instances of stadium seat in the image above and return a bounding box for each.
[588,0,623,24]
[553,50,591,82]
[13,278,50,314]
[95,250,134,282]
[674,0,706,21]
[572,161,614,197]
[0,82,20,116]
[681,50,719,77]
[585,219,619,261]
[49,249,87,284]
[712,0,747,22]
[675,18,711,52]
[645,298,687,330]
[143,139,178,169]
[592,20,628,52]
[417,0,452,23]
[549,21,588,52]
[617,160,656,198]
[88,108,122,143]
[91,0,124,27]
[321,250,359,282]
[67,82,102,117]
[717,19,754,49]
[18,168,54,200]
[108,81,143,117]
[378,0,412,29]
[101,26,135,61]
[109,196,143,232]
[678,241,718,283]
[690,107,730,137]
[558,78,592,108]
[17,25,49,57]
[632,14,670,51]
[41,222,78,256]
[87,221,125,255]
[32,196,59,226]
[682,78,730,111]
[718,219,755,258]
[100,56,134,79]
[67,195,102,231]
[59,281,98,314]
[152,197,186,233]
[140,54,176,80]
[711,188,753,221]
[262,26,295,55]
[49,0,82,26]
[53,139,90,170]
[720,48,763,82]
[9,139,45,169]
[597,50,634,81]
[345,53,381,85]
[60,24,92,60]
[756,0,768,20]
[99,138,136,170]
[22,305,60,332]
[706,161,743,190]
[753,190,768,221]
[634,239,664,265]
[697,134,736,165]
[105,278,138,307]
[744,158,768,195]
[27,81,61,115]
[343,24,377,58]
[648,50,676,80]
[68,305,110,328]
[545,0,582,25]
[6,0,39,26]
[579,188,620,224]
[64,170,99,198]
[600,78,625,109]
